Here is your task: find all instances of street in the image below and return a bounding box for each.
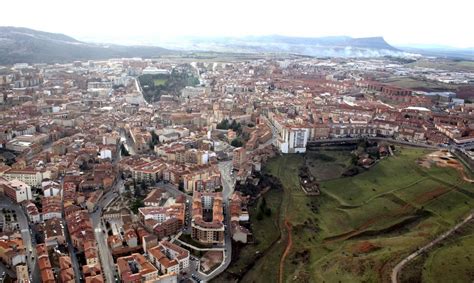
[0,197,40,282]
[90,178,123,283]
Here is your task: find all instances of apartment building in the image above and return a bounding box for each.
[2,168,44,186]
[116,253,160,283]
[191,192,225,244]
[148,240,189,275]
[232,147,246,170]
[131,160,166,183]
[1,179,32,203]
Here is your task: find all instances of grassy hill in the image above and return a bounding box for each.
[223,147,474,283]
[0,26,173,64]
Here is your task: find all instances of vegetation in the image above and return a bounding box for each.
[401,220,474,283]
[256,197,272,220]
[130,198,144,214]
[138,69,199,103]
[215,188,283,282]
[234,147,474,282]
[230,138,244,147]
[149,130,160,150]
[216,119,242,133]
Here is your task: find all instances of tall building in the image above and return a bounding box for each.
[2,179,32,203]
[232,147,247,170]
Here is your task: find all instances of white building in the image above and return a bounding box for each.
[278,127,310,154]
[4,179,32,203]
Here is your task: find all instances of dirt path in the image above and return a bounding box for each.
[279,219,293,283]
[391,211,474,283]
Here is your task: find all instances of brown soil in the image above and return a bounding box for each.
[352,241,380,254]
[279,219,293,283]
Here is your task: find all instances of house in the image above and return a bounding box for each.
[59,256,75,283]
[116,253,160,283]
[42,181,60,197]
[43,218,66,247]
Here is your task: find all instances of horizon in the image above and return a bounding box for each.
[0,0,473,49]
[2,25,473,51]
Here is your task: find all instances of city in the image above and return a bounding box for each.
[0,1,474,283]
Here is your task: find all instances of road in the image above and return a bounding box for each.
[191,160,235,282]
[192,117,278,282]
[391,211,474,283]
[0,197,39,282]
[91,178,123,283]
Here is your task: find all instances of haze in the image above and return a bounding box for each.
[1,0,473,48]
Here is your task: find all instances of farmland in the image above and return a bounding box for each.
[227,146,474,283]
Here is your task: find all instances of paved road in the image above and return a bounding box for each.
[195,161,235,282]
[0,198,39,282]
[91,178,123,283]
[391,211,474,283]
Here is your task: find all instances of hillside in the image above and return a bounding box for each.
[161,35,408,58]
[0,26,173,64]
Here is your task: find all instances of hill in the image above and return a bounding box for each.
[161,35,409,58]
[0,26,174,64]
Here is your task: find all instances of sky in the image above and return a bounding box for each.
[1,0,473,48]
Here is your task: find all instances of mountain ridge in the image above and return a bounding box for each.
[0,26,173,64]
[159,34,407,58]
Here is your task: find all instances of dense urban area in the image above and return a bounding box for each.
[0,53,473,283]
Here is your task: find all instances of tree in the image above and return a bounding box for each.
[231,138,243,147]
[150,131,160,146]
[130,198,144,214]
[216,119,230,130]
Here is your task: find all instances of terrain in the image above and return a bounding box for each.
[217,146,474,283]
[0,26,173,64]
[161,35,410,58]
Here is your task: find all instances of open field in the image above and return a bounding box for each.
[221,190,282,274]
[382,77,458,91]
[247,146,474,283]
[408,59,474,72]
[153,78,167,86]
[305,149,352,181]
[400,220,474,283]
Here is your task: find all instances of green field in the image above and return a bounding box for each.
[408,59,474,72]
[401,221,474,283]
[305,149,353,181]
[231,190,282,275]
[153,78,167,86]
[236,146,474,283]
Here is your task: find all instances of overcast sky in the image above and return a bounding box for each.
[1,0,473,48]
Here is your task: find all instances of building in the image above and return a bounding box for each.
[16,264,30,283]
[66,210,95,251]
[116,253,160,283]
[139,204,185,239]
[131,160,166,183]
[1,179,32,203]
[191,192,225,244]
[278,127,310,154]
[59,256,75,283]
[2,168,44,187]
[44,218,66,247]
[232,147,247,170]
[0,235,26,268]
